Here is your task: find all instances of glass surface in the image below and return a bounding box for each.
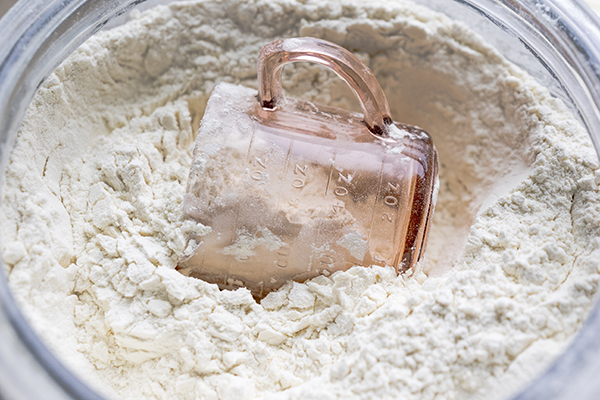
[257,37,393,134]
[1,0,600,399]
[179,79,437,298]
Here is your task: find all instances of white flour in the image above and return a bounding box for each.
[2,0,600,400]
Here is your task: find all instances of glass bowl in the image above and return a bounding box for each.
[1,0,600,399]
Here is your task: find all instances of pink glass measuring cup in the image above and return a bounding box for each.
[177,37,438,299]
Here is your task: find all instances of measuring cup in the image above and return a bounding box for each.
[177,37,438,299]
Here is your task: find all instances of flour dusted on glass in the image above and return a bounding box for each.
[2,0,600,400]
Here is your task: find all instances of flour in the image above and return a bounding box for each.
[2,0,600,400]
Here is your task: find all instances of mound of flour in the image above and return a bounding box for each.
[3,0,600,399]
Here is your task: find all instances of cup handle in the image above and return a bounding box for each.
[257,37,393,137]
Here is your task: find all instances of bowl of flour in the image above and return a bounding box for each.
[2,0,600,399]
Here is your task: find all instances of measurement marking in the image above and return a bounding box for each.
[251,171,266,181]
[384,196,399,206]
[232,124,259,285]
[271,138,295,271]
[332,202,344,214]
[388,182,400,193]
[367,153,386,247]
[246,125,257,163]
[324,149,337,197]
[338,171,353,185]
[292,178,305,188]
[283,139,294,177]
[199,243,206,269]
[309,217,325,275]
[334,186,348,196]
[312,146,335,273]
[295,164,308,176]
[253,156,267,169]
